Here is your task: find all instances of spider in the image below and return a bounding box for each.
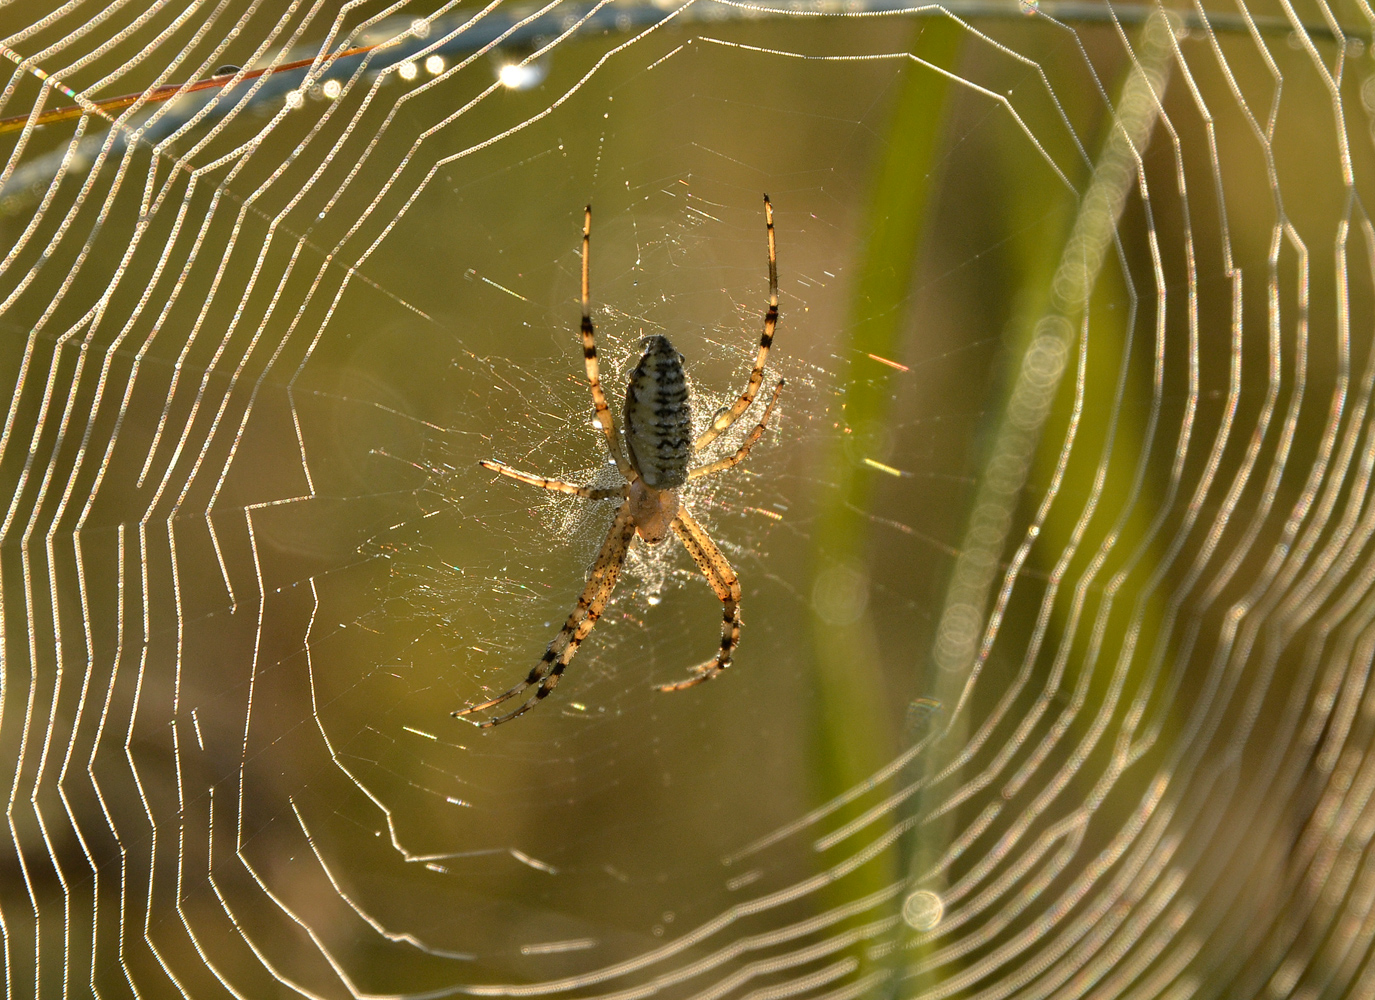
[454,197,785,727]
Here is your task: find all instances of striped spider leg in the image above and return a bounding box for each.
[455,197,784,727]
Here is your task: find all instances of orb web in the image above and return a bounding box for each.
[0,3,1370,1000]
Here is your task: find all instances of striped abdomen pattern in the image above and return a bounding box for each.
[622,335,693,488]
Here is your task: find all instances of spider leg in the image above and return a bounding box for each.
[694,195,778,452]
[580,206,635,481]
[687,380,784,481]
[479,460,625,500]
[454,501,637,727]
[656,508,741,692]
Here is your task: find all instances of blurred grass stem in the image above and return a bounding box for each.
[804,15,963,932]
[907,7,1175,982]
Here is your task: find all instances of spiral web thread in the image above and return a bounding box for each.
[0,1,1374,999]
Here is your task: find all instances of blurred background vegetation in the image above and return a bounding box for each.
[1,1,1374,996]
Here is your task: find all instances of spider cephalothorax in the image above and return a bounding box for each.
[456,198,783,727]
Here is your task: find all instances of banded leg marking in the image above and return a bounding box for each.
[656,508,741,692]
[455,502,637,726]
[581,206,634,478]
[694,195,778,452]
[687,380,785,481]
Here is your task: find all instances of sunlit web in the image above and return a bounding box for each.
[0,2,1373,999]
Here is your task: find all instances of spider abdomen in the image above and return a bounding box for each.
[623,335,693,488]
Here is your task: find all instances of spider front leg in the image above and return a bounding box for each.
[454,502,637,727]
[579,205,635,480]
[656,509,741,692]
[694,195,778,452]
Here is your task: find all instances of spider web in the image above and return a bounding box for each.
[0,0,1372,997]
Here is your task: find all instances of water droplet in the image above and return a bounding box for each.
[903,890,943,930]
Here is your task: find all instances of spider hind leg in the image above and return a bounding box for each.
[454,502,637,727]
[655,509,741,692]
